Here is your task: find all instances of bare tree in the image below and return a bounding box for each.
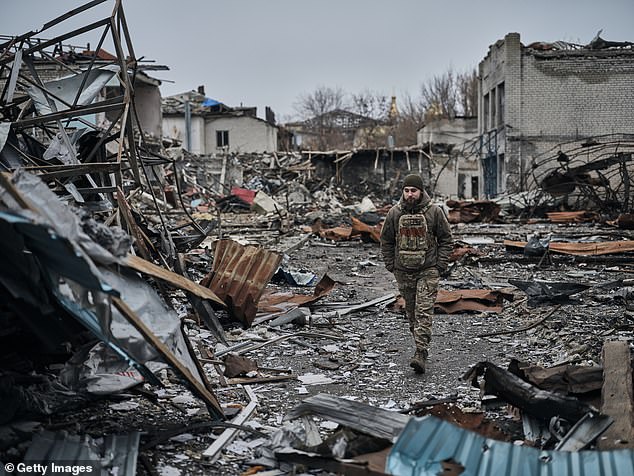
[293,85,347,149]
[349,89,389,120]
[457,68,478,117]
[393,92,426,146]
[294,85,346,121]
[419,67,478,120]
[349,89,392,148]
[421,68,458,120]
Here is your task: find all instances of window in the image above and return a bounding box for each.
[490,88,496,130]
[483,93,490,132]
[497,82,505,127]
[216,130,229,148]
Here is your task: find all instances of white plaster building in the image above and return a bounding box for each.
[162,91,278,154]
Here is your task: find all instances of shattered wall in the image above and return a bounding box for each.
[479,32,634,203]
[311,149,432,199]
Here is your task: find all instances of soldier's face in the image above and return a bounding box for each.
[403,187,421,204]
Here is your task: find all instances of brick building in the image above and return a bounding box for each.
[478,32,634,203]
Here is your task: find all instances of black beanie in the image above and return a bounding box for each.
[403,174,424,191]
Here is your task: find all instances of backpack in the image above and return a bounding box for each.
[396,205,431,269]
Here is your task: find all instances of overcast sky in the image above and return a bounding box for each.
[2,0,633,121]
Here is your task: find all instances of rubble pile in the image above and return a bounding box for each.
[1,2,634,476]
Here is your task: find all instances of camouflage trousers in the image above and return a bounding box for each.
[394,267,439,354]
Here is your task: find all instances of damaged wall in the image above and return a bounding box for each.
[478,32,634,199]
[310,148,432,199]
[419,117,480,199]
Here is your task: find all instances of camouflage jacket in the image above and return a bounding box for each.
[379,191,453,274]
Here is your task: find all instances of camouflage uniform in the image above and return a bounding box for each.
[380,188,452,366]
[394,267,439,353]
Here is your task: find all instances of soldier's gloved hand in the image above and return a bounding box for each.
[438,266,451,278]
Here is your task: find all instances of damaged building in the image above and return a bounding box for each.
[417,116,480,199]
[478,31,634,210]
[3,2,634,475]
[162,88,278,154]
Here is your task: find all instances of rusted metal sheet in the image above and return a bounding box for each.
[350,216,382,243]
[435,289,514,314]
[446,200,501,223]
[256,274,336,321]
[315,224,353,241]
[504,239,634,256]
[547,211,598,223]
[203,239,282,327]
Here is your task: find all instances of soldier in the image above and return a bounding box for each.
[380,174,453,373]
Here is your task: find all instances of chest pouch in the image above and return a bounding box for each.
[397,213,429,268]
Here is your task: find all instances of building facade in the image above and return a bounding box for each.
[478,32,634,202]
[418,117,479,199]
[162,91,278,154]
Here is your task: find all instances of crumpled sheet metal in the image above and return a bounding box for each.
[255,274,337,324]
[446,200,501,224]
[25,430,140,476]
[435,289,514,314]
[509,279,591,304]
[504,239,634,256]
[204,239,282,327]
[0,170,121,265]
[387,415,634,476]
[27,65,120,117]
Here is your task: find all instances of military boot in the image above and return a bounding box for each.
[409,350,427,374]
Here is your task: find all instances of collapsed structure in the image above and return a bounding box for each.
[478,32,634,208]
[2,2,634,475]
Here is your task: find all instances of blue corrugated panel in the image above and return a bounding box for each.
[387,416,634,476]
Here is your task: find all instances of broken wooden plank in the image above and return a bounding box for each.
[284,393,410,442]
[202,386,258,462]
[226,375,295,385]
[175,254,227,345]
[337,293,396,316]
[124,254,225,307]
[111,296,224,419]
[504,239,634,256]
[598,340,634,449]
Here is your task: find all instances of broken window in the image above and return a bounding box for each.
[497,82,505,127]
[491,88,497,130]
[497,153,506,193]
[483,93,490,131]
[216,130,229,148]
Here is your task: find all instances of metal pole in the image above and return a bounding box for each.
[185,100,191,152]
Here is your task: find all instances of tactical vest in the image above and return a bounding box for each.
[397,205,430,269]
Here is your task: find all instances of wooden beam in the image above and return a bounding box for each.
[111,296,224,419]
[202,386,257,462]
[123,254,226,307]
[116,187,151,260]
[598,340,634,449]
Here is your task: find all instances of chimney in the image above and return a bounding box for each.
[197,85,205,95]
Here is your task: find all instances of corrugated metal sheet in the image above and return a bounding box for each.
[24,430,140,476]
[205,239,282,327]
[387,415,634,476]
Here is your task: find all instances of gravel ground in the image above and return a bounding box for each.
[4,219,633,475]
